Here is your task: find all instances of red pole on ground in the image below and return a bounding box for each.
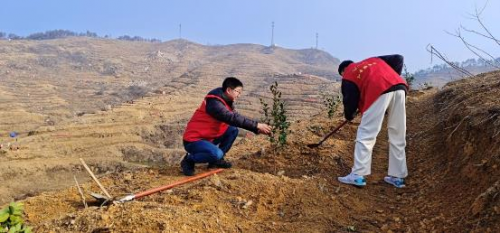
[134,168,224,199]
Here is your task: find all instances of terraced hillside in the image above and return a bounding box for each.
[0,38,339,137]
[9,70,500,232]
[0,37,340,203]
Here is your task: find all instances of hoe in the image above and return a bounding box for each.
[80,158,224,205]
[307,120,349,148]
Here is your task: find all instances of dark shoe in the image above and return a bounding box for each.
[207,159,232,169]
[180,155,195,176]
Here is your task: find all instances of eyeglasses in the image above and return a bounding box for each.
[232,88,242,95]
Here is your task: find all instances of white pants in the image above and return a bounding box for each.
[351,90,407,178]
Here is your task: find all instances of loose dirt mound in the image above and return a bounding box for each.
[28,169,352,232]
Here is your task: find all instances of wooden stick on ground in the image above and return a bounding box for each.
[79,158,112,199]
[73,175,88,208]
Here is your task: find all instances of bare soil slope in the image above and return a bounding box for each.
[0,38,339,204]
[401,70,500,232]
[3,37,500,232]
[0,38,339,135]
[16,70,500,232]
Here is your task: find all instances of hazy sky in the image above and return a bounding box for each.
[1,0,499,71]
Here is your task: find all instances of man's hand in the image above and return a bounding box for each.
[346,110,360,122]
[257,123,272,135]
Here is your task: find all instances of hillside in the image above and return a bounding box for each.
[0,37,340,204]
[5,37,500,232]
[10,70,500,232]
[0,37,340,137]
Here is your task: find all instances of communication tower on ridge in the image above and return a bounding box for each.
[179,24,182,39]
[271,21,276,47]
[315,33,319,50]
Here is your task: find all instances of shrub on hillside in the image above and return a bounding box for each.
[117,35,161,42]
[403,65,415,89]
[7,34,22,40]
[260,82,290,150]
[323,93,341,119]
[420,82,434,90]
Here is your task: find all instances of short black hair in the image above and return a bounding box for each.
[222,77,243,91]
[338,60,354,75]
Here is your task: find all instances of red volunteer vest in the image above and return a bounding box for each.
[183,94,232,142]
[342,57,408,113]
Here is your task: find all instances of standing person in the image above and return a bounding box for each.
[181,77,272,176]
[337,54,408,188]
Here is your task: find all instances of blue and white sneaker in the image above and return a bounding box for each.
[384,176,405,188]
[338,173,366,187]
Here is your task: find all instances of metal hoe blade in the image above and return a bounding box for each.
[307,120,348,148]
[90,193,113,206]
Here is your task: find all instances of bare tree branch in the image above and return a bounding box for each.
[426,44,475,77]
[460,25,500,44]
[475,0,489,16]
[446,29,500,69]
[429,1,498,81]
[470,1,500,46]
